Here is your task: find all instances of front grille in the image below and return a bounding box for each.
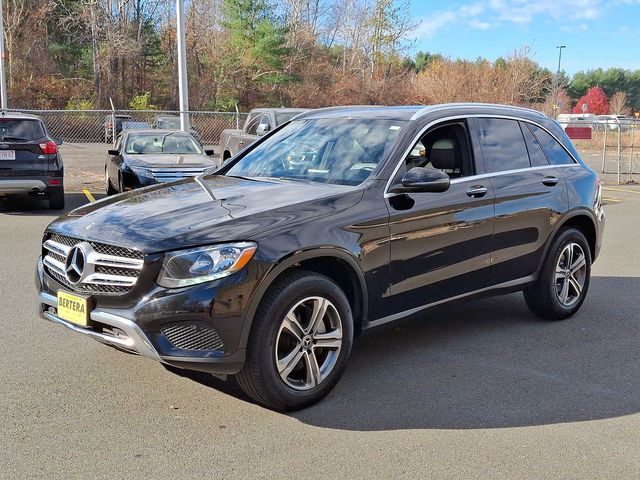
[149,168,206,182]
[161,324,224,351]
[42,233,144,295]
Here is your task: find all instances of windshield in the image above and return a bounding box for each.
[225,118,405,185]
[125,133,203,154]
[0,119,46,141]
[156,117,181,129]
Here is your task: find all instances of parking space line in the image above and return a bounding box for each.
[603,187,640,195]
[82,189,96,203]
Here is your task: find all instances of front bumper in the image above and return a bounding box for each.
[36,256,249,374]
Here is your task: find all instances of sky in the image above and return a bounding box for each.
[409,0,640,74]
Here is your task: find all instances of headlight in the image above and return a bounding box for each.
[157,242,257,288]
[130,166,154,179]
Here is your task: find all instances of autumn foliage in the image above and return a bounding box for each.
[572,86,610,115]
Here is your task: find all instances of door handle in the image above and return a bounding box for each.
[466,185,487,198]
[542,176,559,186]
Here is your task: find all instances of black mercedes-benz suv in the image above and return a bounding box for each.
[0,112,64,209]
[36,104,605,410]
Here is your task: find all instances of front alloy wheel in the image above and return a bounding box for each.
[236,270,353,410]
[275,296,343,391]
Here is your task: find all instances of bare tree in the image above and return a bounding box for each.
[610,91,631,116]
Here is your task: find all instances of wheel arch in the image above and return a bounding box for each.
[238,248,368,350]
[537,209,598,275]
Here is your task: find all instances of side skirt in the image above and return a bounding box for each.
[365,275,536,330]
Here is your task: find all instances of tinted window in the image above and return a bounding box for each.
[520,122,548,167]
[527,124,575,165]
[0,119,46,141]
[477,118,530,173]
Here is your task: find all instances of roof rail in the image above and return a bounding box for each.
[410,102,545,121]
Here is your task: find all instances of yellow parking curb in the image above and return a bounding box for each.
[82,189,96,203]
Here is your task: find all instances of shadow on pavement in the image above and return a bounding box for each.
[0,193,105,216]
[172,276,640,430]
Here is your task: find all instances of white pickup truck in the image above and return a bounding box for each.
[220,108,308,161]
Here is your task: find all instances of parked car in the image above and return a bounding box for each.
[593,114,633,132]
[152,114,202,143]
[220,108,308,161]
[0,112,64,209]
[105,129,218,194]
[36,104,605,410]
[103,114,134,143]
[556,113,596,131]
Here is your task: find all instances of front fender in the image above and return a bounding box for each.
[237,247,368,350]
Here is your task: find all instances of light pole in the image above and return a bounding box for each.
[554,45,566,118]
[176,0,189,130]
[0,0,7,109]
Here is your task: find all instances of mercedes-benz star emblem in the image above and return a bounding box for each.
[65,244,87,284]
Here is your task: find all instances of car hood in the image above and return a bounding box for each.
[125,154,217,168]
[48,176,363,253]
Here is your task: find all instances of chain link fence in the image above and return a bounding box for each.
[7,109,249,145]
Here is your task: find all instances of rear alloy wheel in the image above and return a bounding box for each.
[524,228,591,320]
[236,270,353,410]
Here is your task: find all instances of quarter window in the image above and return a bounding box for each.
[477,118,530,173]
[520,122,549,167]
[526,124,575,165]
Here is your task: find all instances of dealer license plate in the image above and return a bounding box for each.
[57,291,90,327]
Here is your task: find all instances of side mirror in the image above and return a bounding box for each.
[107,149,119,156]
[256,123,270,136]
[388,167,450,194]
[204,148,215,156]
[53,138,63,146]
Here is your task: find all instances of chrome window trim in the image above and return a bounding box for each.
[383,113,579,199]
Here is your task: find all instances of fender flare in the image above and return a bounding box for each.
[238,247,369,350]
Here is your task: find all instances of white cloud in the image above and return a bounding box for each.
[414,0,607,41]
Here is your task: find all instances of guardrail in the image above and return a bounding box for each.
[6,109,249,145]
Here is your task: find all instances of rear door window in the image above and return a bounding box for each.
[0,119,46,141]
[476,118,530,173]
[526,124,575,165]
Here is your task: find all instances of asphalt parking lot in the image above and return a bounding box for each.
[2,186,640,479]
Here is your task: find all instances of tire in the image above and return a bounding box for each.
[106,168,117,195]
[48,189,65,210]
[118,173,125,193]
[236,270,353,410]
[524,228,591,320]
